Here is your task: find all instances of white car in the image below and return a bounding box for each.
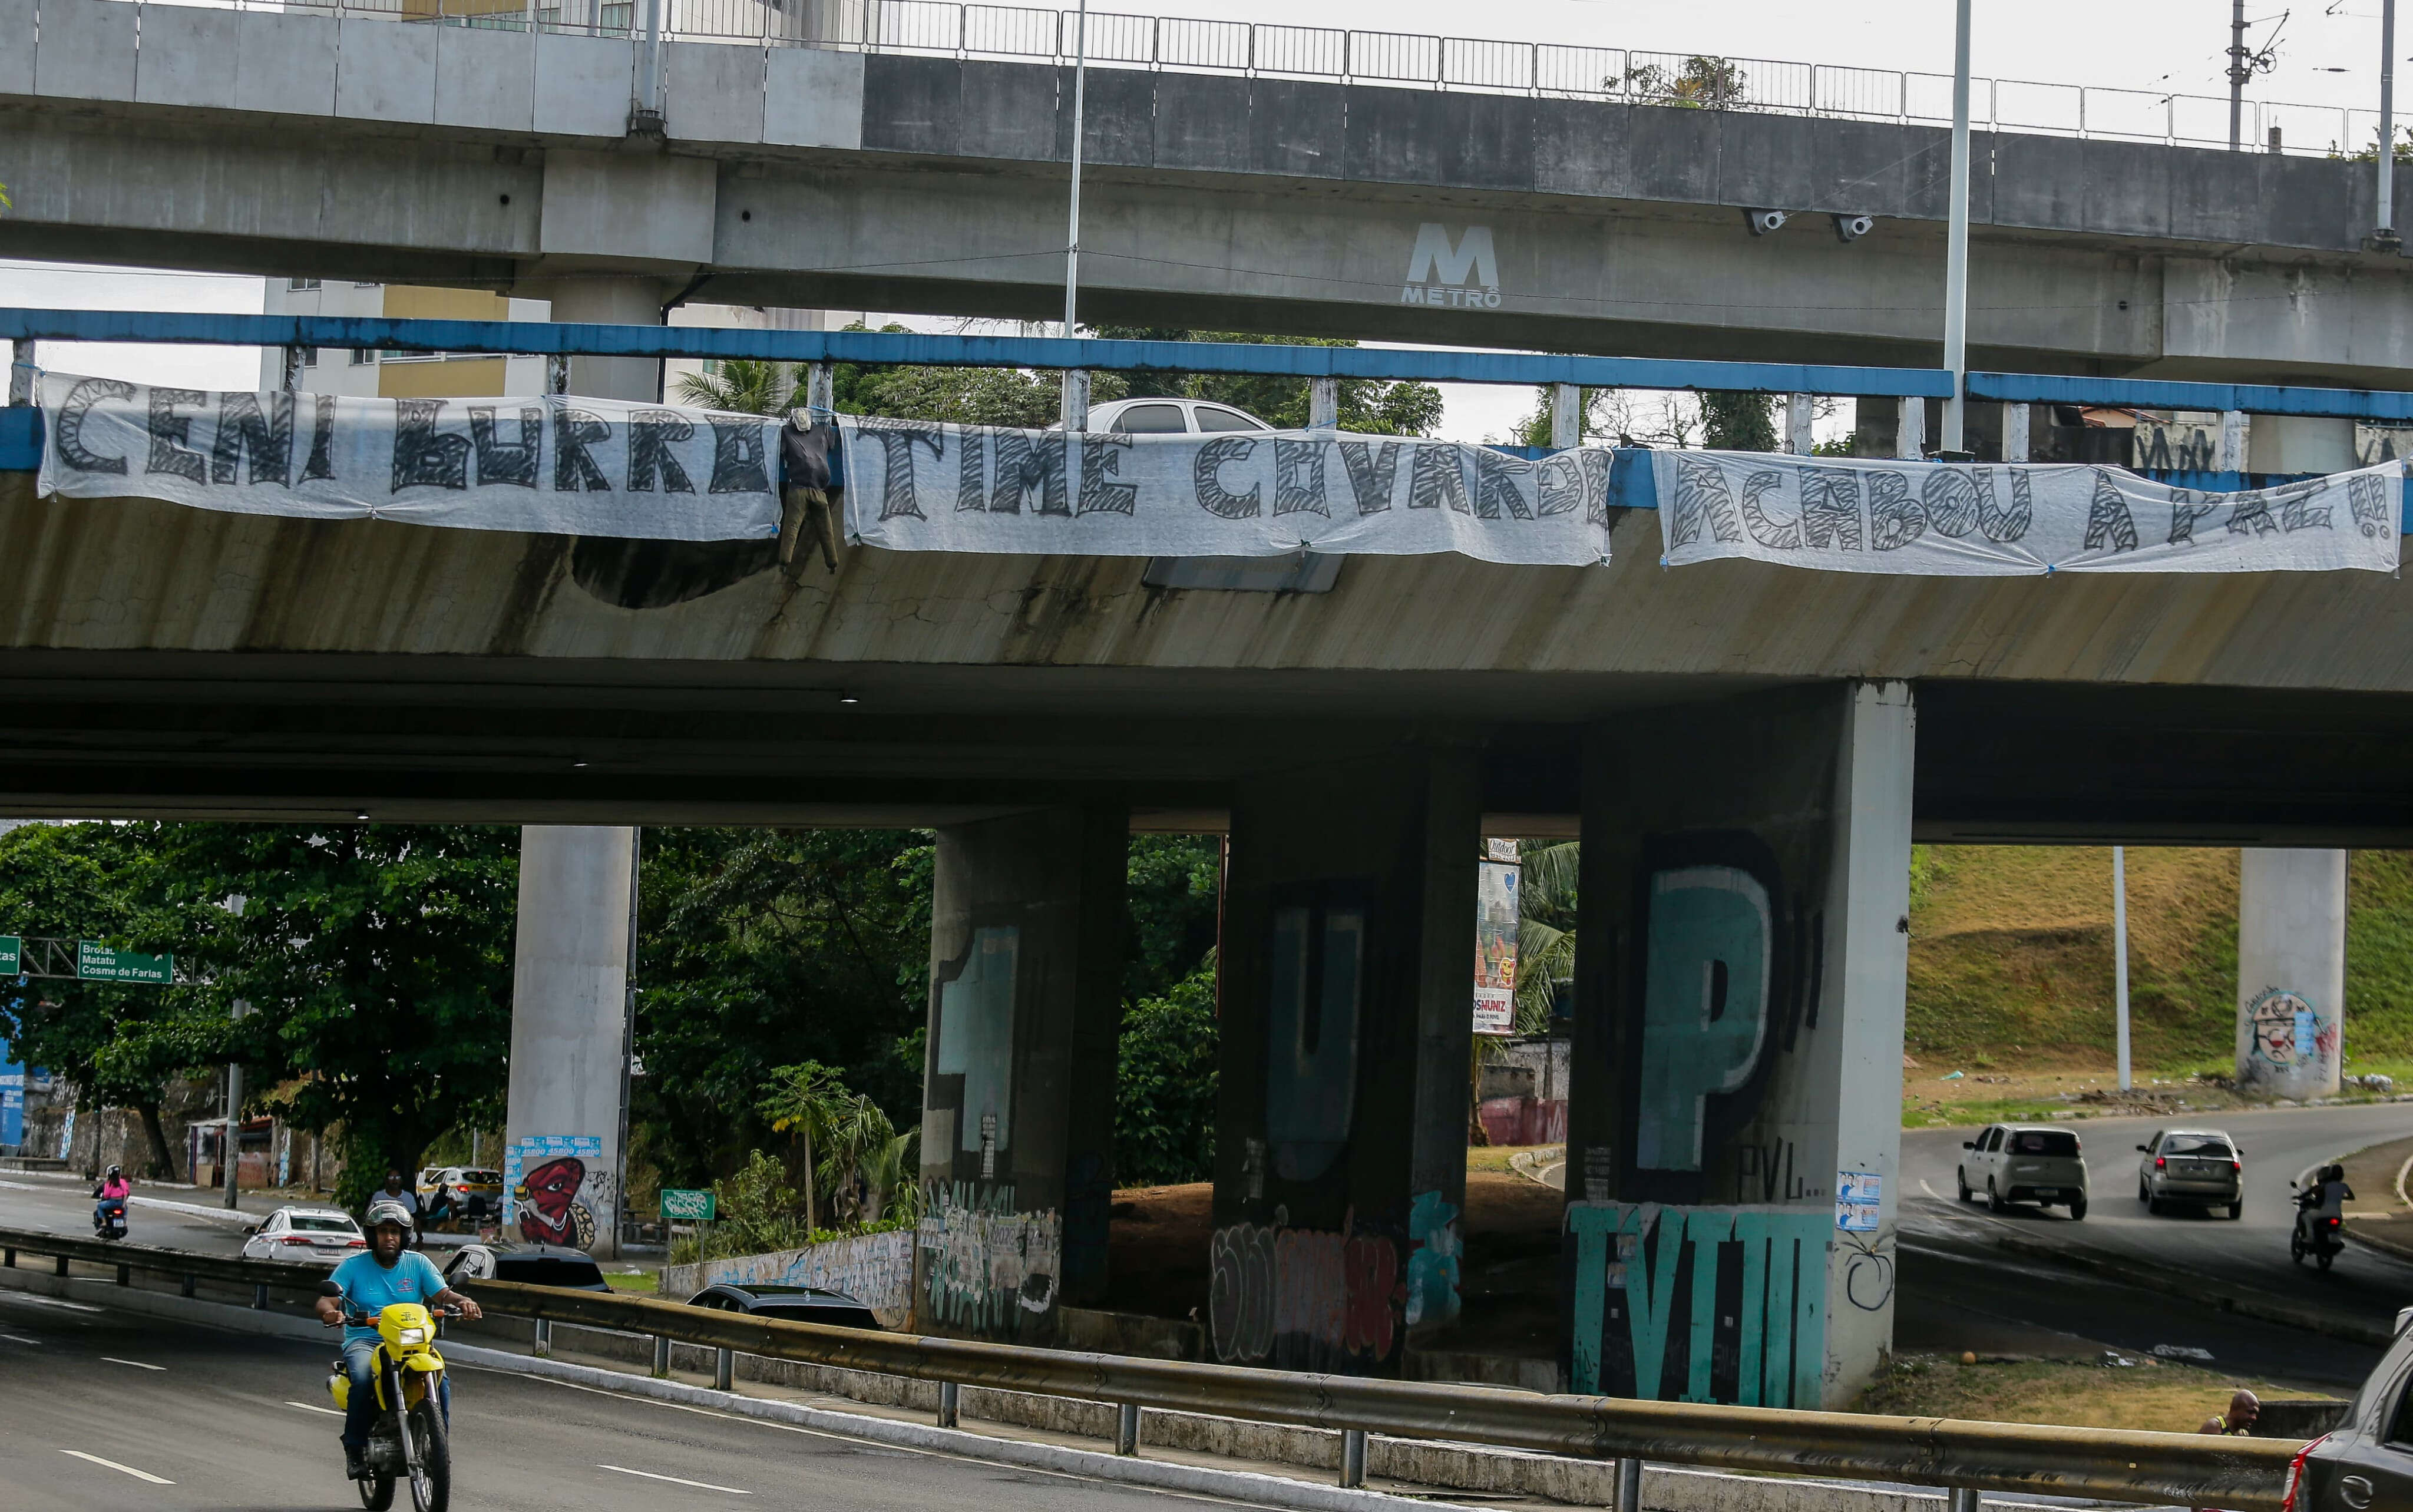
[240,1206,366,1265]
[1079,398,1274,435]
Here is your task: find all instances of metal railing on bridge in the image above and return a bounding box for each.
[57,0,2375,159]
[0,1223,2305,1510]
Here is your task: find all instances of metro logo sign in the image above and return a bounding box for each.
[1400,224,1502,309]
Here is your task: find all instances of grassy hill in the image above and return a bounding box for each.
[1905,846,2413,1074]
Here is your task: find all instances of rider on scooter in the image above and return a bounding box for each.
[2296,1162,2355,1246]
[315,1200,482,1481]
[91,1165,130,1232]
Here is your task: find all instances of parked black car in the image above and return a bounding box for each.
[685,1282,881,1329]
[2290,1307,2413,1508]
[441,1241,613,1292]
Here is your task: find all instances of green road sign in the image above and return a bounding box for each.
[0,938,18,974]
[659,1189,716,1222]
[77,942,173,984]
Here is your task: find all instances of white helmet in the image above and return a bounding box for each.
[364,1200,414,1233]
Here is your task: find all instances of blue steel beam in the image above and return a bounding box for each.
[1969,371,2413,424]
[0,309,1954,398]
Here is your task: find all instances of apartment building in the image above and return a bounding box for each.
[261,280,833,402]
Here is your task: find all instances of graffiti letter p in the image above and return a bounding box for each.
[1636,866,1773,1172]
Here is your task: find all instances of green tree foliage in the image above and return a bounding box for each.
[830,325,1066,426]
[1089,328,1445,435]
[675,359,804,417]
[758,1058,905,1229]
[633,829,933,1189]
[1115,958,1219,1186]
[158,824,518,1208]
[1515,841,1578,1033]
[1124,836,1220,1005]
[1619,55,1748,108]
[1700,392,1778,452]
[0,823,201,1177]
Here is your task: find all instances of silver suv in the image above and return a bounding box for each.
[2136,1128,2243,1219]
[1956,1123,2090,1219]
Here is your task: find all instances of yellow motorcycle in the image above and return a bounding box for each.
[319,1281,454,1512]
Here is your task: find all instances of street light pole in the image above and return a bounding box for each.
[2378,0,2399,250]
[2229,0,2249,151]
[1940,0,1972,456]
[2113,851,2132,1093]
[1063,0,1090,339]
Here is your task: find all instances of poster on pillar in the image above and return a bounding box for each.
[839,419,1617,565]
[1654,452,2401,574]
[1473,858,1519,1036]
[505,1134,609,1250]
[34,371,784,542]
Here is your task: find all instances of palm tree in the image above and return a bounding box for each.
[676,359,802,417]
[1516,842,1578,1033]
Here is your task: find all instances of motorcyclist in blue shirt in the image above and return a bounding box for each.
[314,1200,482,1480]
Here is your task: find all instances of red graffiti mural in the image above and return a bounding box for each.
[1209,1211,1400,1371]
[518,1156,593,1248]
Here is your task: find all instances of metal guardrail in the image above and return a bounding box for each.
[0,1224,2301,1511]
[78,0,2375,160]
[0,1222,329,1300]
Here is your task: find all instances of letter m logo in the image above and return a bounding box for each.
[1405,224,1499,289]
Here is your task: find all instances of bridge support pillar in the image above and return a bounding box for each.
[527,276,673,402]
[2247,416,2356,475]
[1565,681,1913,1410]
[1206,746,1479,1375]
[504,825,636,1258]
[914,804,1128,1341]
[2236,849,2347,1099]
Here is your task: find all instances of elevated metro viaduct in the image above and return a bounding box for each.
[5,1,2413,393]
[5,430,2413,1404]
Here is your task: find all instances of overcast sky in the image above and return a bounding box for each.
[0,1,2378,441]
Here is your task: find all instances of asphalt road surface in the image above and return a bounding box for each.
[0,1289,1263,1512]
[1898,1100,2413,1388]
[0,1172,472,1259]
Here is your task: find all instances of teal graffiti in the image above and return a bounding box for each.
[1404,1190,1460,1327]
[937,927,1018,1154]
[1637,867,1773,1172]
[1566,1203,1828,1407]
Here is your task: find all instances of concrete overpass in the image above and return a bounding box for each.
[4,1,2411,381]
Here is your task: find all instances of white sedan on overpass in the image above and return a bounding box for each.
[239,1206,366,1265]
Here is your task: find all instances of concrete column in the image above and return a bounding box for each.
[531,277,670,402]
[505,826,636,1258]
[2247,416,2354,476]
[1551,384,1584,449]
[1311,378,1340,432]
[2236,849,2348,1100]
[2219,411,2249,472]
[1894,397,1925,459]
[1208,746,1479,1377]
[1565,682,1914,1409]
[1784,393,1814,455]
[915,804,1127,1342]
[2004,403,2031,463]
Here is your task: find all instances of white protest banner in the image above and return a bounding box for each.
[1655,451,2401,574]
[37,372,782,542]
[840,419,1615,566]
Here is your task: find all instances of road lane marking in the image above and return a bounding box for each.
[1919,1179,1942,1200]
[61,1449,175,1484]
[287,1401,345,1417]
[3,1334,40,1344]
[0,1292,101,1312]
[600,1464,751,1494]
[101,1356,166,1370]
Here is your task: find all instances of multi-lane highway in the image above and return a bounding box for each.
[0,1290,1271,1512]
[1896,1101,2413,1388]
